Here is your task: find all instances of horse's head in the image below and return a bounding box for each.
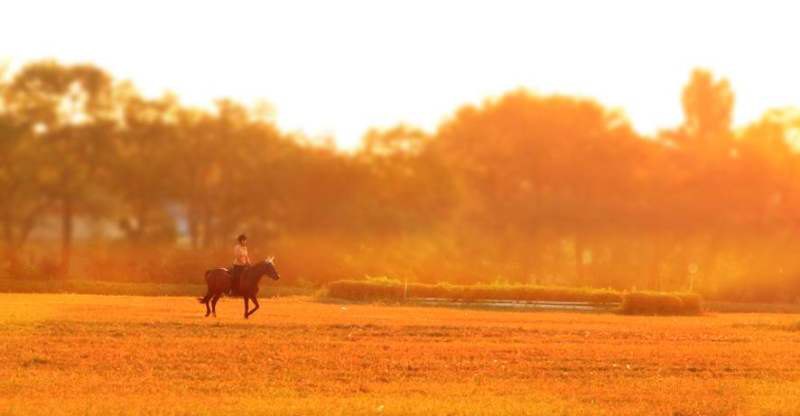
[263,257,280,280]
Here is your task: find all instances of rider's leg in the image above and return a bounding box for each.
[232,265,243,294]
[226,266,238,295]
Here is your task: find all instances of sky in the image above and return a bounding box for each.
[2,0,800,149]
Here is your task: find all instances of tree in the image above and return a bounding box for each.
[172,100,291,248]
[4,61,116,273]
[668,69,735,155]
[357,125,456,233]
[0,107,49,267]
[112,90,182,243]
[434,90,647,283]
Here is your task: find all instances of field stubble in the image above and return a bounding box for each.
[1,294,800,415]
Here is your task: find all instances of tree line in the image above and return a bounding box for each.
[2,60,800,302]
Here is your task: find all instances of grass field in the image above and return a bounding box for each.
[2,294,800,415]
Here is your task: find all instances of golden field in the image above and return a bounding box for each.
[1,294,800,415]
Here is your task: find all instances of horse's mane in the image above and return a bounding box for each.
[243,259,270,278]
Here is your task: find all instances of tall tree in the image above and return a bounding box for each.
[672,68,735,153]
[112,90,181,243]
[435,90,646,283]
[0,107,49,264]
[4,61,116,273]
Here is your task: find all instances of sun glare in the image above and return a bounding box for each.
[3,1,800,149]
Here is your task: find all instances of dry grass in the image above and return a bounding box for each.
[1,294,799,415]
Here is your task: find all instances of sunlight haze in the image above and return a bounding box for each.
[7,3,800,414]
[3,0,799,149]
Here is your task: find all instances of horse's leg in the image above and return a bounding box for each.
[246,296,260,318]
[211,293,221,317]
[243,296,249,319]
[203,290,212,317]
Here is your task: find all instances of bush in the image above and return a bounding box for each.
[621,291,703,315]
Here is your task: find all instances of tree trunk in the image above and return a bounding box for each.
[60,197,73,275]
[1,219,16,273]
[186,205,199,249]
[201,209,212,249]
[574,236,585,284]
[700,233,722,294]
[650,239,663,291]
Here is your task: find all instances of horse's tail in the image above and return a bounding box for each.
[198,270,213,303]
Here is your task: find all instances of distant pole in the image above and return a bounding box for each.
[404,278,408,301]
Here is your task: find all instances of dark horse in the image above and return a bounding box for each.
[198,258,281,318]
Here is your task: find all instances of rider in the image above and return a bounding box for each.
[229,234,251,295]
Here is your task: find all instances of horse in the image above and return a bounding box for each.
[198,257,281,319]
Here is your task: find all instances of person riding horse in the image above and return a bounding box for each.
[229,234,250,295]
[200,256,281,318]
[199,233,282,318]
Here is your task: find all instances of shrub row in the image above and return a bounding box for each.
[326,278,704,315]
[620,291,703,315]
[325,278,623,304]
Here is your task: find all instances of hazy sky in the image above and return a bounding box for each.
[3,0,799,149]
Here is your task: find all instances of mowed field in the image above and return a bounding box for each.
[2,294,800,415]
